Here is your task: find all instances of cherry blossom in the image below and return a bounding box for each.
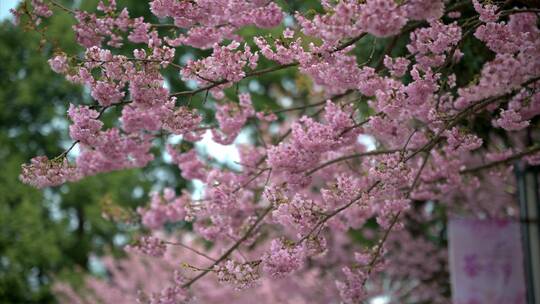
[15,1,540,302]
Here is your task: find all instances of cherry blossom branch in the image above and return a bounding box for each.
[339,112,383,136]
[55,28,376,168]
[170,63,298,98]
[358,89,539,281]
[333,33,367,53]
[271,94,363,117]
[182,263,216,272]
[272,99,327,114]
[48,100,125,159]
[231,168,271,194]
[253,91,357,168]
[79,57,183,70]
[170,31,370,99]
[164,241,217,262]
[181,205,273,288]
[460,145,540,175]
[296,180,382,245]
[188,167,270,205]
[405,77,540,162]
[299,140,433,257]
[361,152,431,287]
[439,8,540,74]
[402,129,418,152]
[298,73,524,254]
[56,140,80,160]
[48,0,76,15]
[17,0,540,301]
[150,23,176,28]
[500,8,540,15]
[305,149,402,176]
[355,82,537,280]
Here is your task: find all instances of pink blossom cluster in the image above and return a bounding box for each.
[126,235,167,258]
[150,0,283,49]
[53,235,350,303]
[163,106,204,140]
[181,42,259,99]
[261,239,305,279]
[211,93,256,144]
[25,0,52,25]
[76,129,154,175]
[383,55,410,78]
[300,50,366,95]
[295,0,364,45]
[192,169,258,242]
[67,104,103,145]
[137,188,187,230]
[19,156,80,188]
[142,270,190,304]
[404,0,445,21]
[167,145,207,180]
[473,0,499,23]
[493,89,540,131]
[357,0,407,37]
[55,250,192,304]
[254,32,307,65]
[272,194,323,236]
[214,260,260,290]
[456,13,540,109]
[336,265,367,304]
[48,54,69,74]
[474,12,539,55]
[72,1,134,48]
[322,174,371,230]
[444,127,483,154]
[268,101,360,187]
[31,0,52,18]
[407,21,462,69]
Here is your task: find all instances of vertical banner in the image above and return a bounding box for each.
[448,219,526,304]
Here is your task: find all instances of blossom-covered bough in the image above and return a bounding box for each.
[14,0,540,303]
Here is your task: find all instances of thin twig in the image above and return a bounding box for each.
[48,0,76,14]
[272,100,327,114]
[164,241,217,262]
[305,149,401,176]
[361,152,430,287]
[460,145,540,175]
[296,181,381,245]
[181,205,273,288]
[333,33,367,53]
[231,168,270,194]
[404,78,540,162]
